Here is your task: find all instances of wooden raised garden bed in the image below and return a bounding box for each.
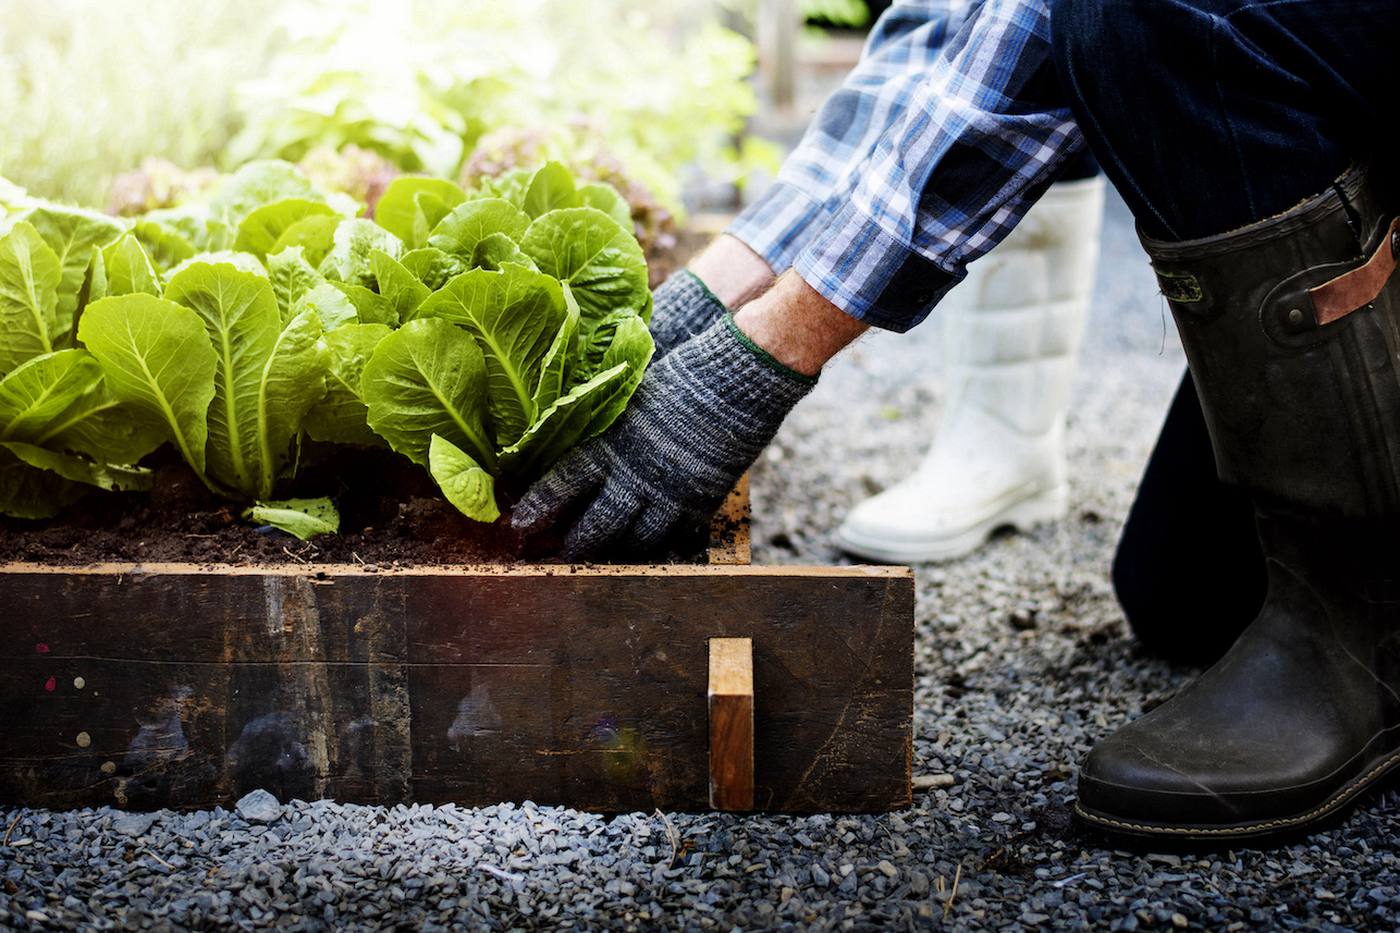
[0,483,915,813]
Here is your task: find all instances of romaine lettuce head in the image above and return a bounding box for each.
[0,159,655,531]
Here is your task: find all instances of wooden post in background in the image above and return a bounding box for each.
[709,637,755,811]
[758,0,798,114]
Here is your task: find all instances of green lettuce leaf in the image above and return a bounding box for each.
[235,198,338,259]
[266,247,323,319]
[21,206,126,337]
[269,213,341,266]
[411,193,457,251]
[471,233,537,272]
[0,345,161,466]
[416,264,568,446]
[78,293,218,477]
[209,160,323,230]
[293,283,359,332]
[578,310,655,438]
[133,220,197,273]
[303,323,391,448]
[97,234,161,299]
[165,262,328,498]
[400,248,467,292]
[0,222,62,374]
[428,433,500,523]
[375,177,466,248]
[28,384,164,467]
[576,183,634,231]
[370,249,430,324]
[499,363,631,477]
[0,349,101,442]
[522,162,577,219]
[142,206,230,255]
[427,198,530,260]
[319,219,404,289]
[469,167,534,206]
[330,282,396,326]
[361,317,495,470]
[0,444,86,519]
[531,284,582,414]
[167,251,269,282]
[520,207,649,326]
[1,441,153,492]
[243,496,340,540]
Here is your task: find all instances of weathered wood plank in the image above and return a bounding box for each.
[709,638,754,811]
[0,565,913,813]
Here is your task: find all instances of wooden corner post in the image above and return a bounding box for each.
[708,637,755,811]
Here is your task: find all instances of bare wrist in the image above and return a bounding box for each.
[687,234,774,309]
[732,272,868,377]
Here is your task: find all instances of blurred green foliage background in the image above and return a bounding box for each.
[0,0,780,216]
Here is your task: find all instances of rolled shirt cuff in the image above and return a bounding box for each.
[792,199,962,333]
[725,181,828,275]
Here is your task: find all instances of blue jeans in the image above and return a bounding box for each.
[1052,0,1399,240]
[1050,0,1398,658]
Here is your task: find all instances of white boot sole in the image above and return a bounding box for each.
[835,484,1069,564]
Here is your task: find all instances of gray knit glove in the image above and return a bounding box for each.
[512,314,816,559]
[648,270,729,358]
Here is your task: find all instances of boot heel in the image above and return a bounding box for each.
[1002,484,1069,530]
[835,481,1070,563]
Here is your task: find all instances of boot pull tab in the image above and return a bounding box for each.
[1304,216,1400,327]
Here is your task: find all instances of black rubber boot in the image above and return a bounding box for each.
[1076,166,1400,846]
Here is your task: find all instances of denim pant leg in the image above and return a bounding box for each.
[1111,370,1267,661]
[1050,0,1399,657]
[1051,0,1399,240]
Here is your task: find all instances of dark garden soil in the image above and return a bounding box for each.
[0,446,723,569]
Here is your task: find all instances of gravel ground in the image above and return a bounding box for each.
[6,192,1400,930]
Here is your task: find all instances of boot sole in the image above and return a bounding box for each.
[835,485,1068,563]
[1074,744,1400,848]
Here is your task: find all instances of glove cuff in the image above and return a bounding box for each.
[649,270,730,356]
[721,314,819,387]
[655,314,818,429]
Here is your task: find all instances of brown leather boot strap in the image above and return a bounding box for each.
[1310,217,1400,325]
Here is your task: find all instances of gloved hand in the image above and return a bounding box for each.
[512,314,816,559]
[647,270,729,358]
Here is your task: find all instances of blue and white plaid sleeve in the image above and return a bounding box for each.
[728,0,1085,333]
[727,0,969,273]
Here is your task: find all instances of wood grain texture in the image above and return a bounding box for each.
[0,565,913,813]
[709,638,754,811]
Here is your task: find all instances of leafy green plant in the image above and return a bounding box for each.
[226,0,775,217]
[0,159,653,532]
[0,221,164,518]
[354,165,654,520]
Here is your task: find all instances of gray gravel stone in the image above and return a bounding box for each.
[111,811,157,837]
[235,789,283,824]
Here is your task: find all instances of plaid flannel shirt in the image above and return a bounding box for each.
[728,0,1085,332]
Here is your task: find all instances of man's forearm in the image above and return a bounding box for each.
[733,271,869,377]
[687,234,775,309]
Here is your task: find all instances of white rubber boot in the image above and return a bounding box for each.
[836,175,1105,563]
